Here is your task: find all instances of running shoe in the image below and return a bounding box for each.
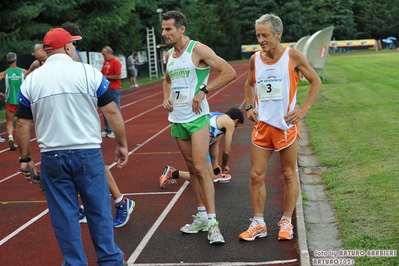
[114,198,135,228]
[208,221,225,244]
[278,219,294,240]
[238,218,267,241]
[214,173,231,183]
[9,139,16,151]
[106,132,115,139]
[0,137,5,143]
[159,165,177,188]
[79,206,87,224]
[101,131,108,138]
[180,213,208,233]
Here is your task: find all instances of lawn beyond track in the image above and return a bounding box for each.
[298,51,399,265]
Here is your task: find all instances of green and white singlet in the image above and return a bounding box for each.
[167,40,210,123]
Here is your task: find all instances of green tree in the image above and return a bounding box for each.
[0,0,141,59]
[354,0,399,40]
[236,0,278,44]
[310,0,357,40]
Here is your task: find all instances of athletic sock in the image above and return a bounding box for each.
[172,170,179,179]
[213,167,221,175]
[281,215,292,223]
[207,213,216,227]
[197,206,207,220]
[114,195,124,204]
[254,216,265,226]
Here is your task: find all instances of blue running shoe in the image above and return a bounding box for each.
[114,198,135,228]
[79,206,87,223]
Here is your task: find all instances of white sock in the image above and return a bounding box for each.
[8,135,13,140]
[281,216,292,223]
[254,216,265,226]
[197,206,207,220]
[207,213,216,227]
[114,195,124,204]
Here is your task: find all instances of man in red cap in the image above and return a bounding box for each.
[16,28,128,266]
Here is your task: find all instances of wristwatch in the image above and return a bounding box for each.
[199,84,208,94]
[246,105,254,111]
[19,157,32,163]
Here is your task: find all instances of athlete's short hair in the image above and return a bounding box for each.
[255,14,283,36]
[6,52,17,64]
[225,107,244,124]
[61,22,82,37]
[162,10,187,29]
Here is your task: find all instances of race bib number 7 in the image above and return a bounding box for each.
[257,78,283,101]
[171,85,189,106]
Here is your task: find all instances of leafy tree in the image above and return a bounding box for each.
[277,0,312,42]
[310,0,357,40]
[236,0,279,44]
[354,0,399,40]
[0,0,141,59]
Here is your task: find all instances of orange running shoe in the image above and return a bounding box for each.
[214,173,231,183]
[159,165,177,188]
[238,219,267,241]
[278,219,294,240]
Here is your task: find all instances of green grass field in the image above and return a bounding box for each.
[297,51,399,265]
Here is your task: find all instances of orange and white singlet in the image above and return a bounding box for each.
[253,48,300,131]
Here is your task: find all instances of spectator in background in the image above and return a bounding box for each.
[127,51,139,88]
[26,44,48,76]
[0,52,27,150]
[101,46,122,139]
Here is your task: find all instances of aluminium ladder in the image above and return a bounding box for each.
[146,27,158,79]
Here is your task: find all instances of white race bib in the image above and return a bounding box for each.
[171,85,190,106]
[257,78,283,101]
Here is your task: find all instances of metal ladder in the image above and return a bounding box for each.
[146,27,158,79]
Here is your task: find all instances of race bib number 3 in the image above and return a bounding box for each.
[171,85,190,106]
[257,78,283,101]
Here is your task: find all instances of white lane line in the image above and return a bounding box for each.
[0,209,49,246]
[128,181,190,264]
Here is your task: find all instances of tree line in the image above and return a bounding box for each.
[0,0,398,66]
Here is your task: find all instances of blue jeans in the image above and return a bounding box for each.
[104,89,121,134]
[41,149,123,266]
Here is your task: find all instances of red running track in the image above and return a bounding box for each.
[0,61,300,266]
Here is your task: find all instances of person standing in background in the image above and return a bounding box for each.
[0,52,27,150]
[101,46,122,139]
[26,44,48,76]
[127,51,139,88]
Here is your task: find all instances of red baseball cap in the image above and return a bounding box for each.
[43,28,82,53]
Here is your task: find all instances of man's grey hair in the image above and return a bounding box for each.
[6,52,17,63]
[255,14,283,36]
[103,46,113,54]
[32,43,44,55]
